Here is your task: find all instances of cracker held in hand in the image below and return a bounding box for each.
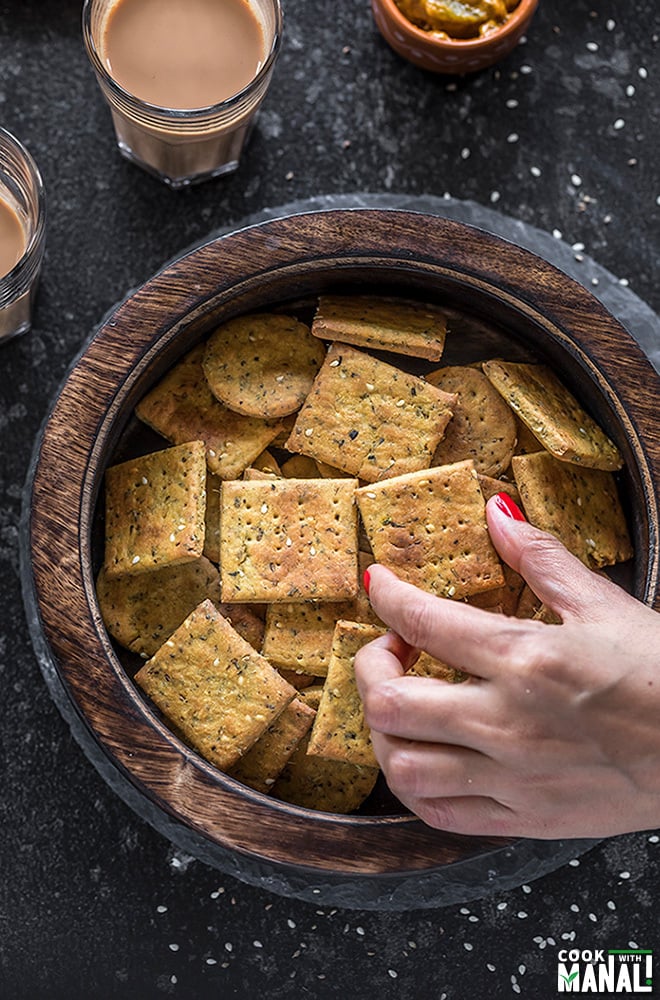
[482,360,623,471]
[103,440,206,579]
[135,600,295,772]
[356,460,505,599]
[203,313,326,419]
[312,294,448,361]
[426,365,517,477]
[219,478,359,602]
[262,554,382,675]
[286,343,456,483]
[511,451,633,568]
[135,344,284,480]
[307,621,385,768]
[229,697,316,794]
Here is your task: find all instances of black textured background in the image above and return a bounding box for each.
[1,2,660,998]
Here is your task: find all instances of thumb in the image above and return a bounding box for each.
[486,491,629,621]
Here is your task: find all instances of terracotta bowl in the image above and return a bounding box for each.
[24,209,660,909]
[371,0,540,74]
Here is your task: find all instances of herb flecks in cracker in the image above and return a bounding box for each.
[286,343,456,483]
[307,620,385,768]
[483,360,623,471]
[356,459,505,600]
[203,313,326,419]
[103,440,206,579]
[135,600,296,772]
[312,294,448,361]
[511,451,633,568]
[426,365,517,477]
[220,477,359,603]
[135,344,284,480]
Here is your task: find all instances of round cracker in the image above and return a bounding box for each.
[426,365,517,477]
[203,313,326,419]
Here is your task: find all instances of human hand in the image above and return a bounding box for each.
[354,493,660,839]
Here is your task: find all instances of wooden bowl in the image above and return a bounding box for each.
[371,0,539,74]
[24,210,660,909]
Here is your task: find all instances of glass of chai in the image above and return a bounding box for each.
[82,0,283,188]
[0,128,46,345]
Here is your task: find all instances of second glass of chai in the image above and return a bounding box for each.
[82,0,283,188]
[0,127,46,344]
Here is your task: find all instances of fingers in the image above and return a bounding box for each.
[361,565,542,679]
[356,663,497,750]
[398,791,517,838]
[486,493,634,621]
[368,732,498,800]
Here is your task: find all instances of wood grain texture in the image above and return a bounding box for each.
[27,210,660,881]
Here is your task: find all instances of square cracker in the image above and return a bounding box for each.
[271,730,379,814]
[219,478,359,602]
[103,440,206,579]
[356,460,505,600]
[426,365,517,477]
[306,620,385,768]
[511,451,633,568]
[261,553,382,675]
[229,697,316,794]
[135,344,284,480]
[97,555,265,658]
[482,360,623,471]
[134,600,296,772]
[407,651,467,683]
[285,343,456,483]
[312,294,448,361]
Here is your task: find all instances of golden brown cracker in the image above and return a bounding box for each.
[229,697,316,794]
[251,450,282,476]
[356,460,505,599]
[467,562,525,616]
[203,313,326,419]
[272,731,379,813]
[306,621,385,768]
[476,473,522,508]
[312,294,448,361]
[482,360,623,471]
[134,600,296,771]
[296,685,325,710]
[276,668,318,691]
[135,344,284,480]
[261,553,380,675]
[511,451,633,567]
[315,459,354,479]
[204,471,221,564]
[242,466,279,481]
[280,454,321,479]
[103,440,206,579]
[407,651,467,683]
[97,555,221,658]
[286,343,456,483]
[219,477,359,602]
[426,365,517,477]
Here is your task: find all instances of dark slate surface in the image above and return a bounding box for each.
[2,1,660,998]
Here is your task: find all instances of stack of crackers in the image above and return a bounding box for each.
[97,296,633,814]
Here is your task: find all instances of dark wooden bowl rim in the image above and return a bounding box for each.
[26,209,660,882]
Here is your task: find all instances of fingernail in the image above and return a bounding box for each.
[494,491,526,522]
[363,568,371,596]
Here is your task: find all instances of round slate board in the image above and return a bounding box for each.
[20,198,660,910]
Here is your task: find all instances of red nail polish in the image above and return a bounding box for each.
[363,568,371,596]
[494,491,526,522]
